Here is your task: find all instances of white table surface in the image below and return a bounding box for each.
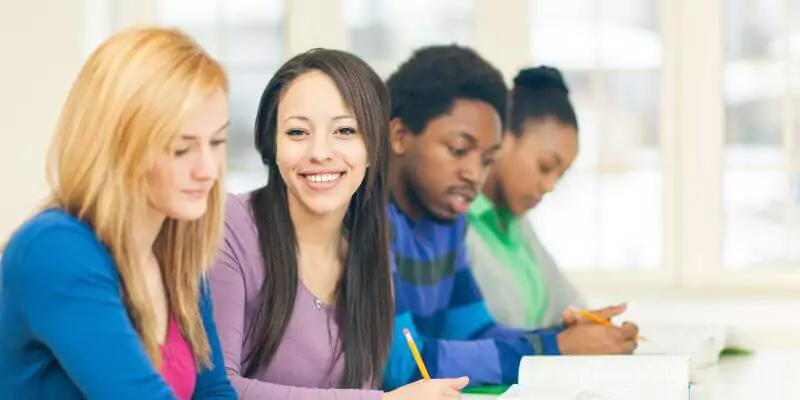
[463,349,800,400]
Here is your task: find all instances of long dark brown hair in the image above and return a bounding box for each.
[245,48,393,388]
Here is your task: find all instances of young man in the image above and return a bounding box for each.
[382,45,639,389]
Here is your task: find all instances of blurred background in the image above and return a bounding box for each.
[2,0,800,348]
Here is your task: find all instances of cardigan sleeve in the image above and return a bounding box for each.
[15,225,177,399]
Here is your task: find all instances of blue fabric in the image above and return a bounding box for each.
[0,209,235,399]
[383,203,562,390]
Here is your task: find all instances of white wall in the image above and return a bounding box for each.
[0,0,84,241]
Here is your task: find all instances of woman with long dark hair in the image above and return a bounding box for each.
[209,48,469,399]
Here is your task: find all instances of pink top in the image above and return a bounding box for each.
[160,317,197,400]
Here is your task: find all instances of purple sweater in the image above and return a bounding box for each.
[209,194,382,400]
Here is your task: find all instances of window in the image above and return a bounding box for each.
[157,0,284,193]
[528,0,664,271]
[85,0,800,290]
[341,0,474,77]
[723,0,800,270]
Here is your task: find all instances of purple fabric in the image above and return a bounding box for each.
[209,193,383,400]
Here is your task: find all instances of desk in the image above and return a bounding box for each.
[463,350,800,400]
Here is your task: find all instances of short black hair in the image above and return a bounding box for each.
[509,66,578,136]
[386,44,507,134]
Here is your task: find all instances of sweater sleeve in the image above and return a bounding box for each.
[208,199,382,400]
[383,238,562,390]
[192,280,238,399]
[15,225,176,399]
[522,221,586,327]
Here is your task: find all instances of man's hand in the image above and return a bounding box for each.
[562,303,628,327]
[557,322,639,355]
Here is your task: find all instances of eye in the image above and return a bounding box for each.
[539,164,553,174]
[449,147,468,157]
[286,128,307,137]
[211,138,227,147]
[174,148,191,157]
[483,157,495,167]
[335,126,357,136]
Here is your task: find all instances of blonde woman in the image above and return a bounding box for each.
[0,27,236,399]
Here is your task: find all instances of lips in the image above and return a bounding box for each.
[298,169,347,190]
[446,189,477,214]
[525,194,542,208]
[183,188,211,199]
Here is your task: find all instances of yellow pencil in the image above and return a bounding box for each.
[402,328,431,380]
[570,307,647,341]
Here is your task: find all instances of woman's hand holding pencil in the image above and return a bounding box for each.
[380,328,470,399]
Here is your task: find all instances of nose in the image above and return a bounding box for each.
[459,153,486,187]
[541,173,558,194]
[191,143,219,181]
[309,131,334,162]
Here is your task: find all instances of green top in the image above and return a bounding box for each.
[466,193,548,326]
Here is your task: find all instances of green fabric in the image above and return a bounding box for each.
[720,346,754,357]
[462,385,511,395]
[466,193,548,326]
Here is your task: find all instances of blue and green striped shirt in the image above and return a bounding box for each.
[382,203,563,390]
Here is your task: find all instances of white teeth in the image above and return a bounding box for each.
[306,173,342,183]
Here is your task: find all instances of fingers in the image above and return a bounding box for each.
[562,309,578,326]
[620,338,638,354]
[615,323,639,354]
[446,376,470,390]
[593,303,628,320]
[620,321,639,340]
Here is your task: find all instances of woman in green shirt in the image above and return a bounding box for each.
[467,66,627,331]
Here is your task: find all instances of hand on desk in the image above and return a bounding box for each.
[561,303,628,326]
[557,304,639,355]
[382,377,469,400]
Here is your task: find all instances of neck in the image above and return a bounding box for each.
[134,207,166,264]
[388,156,422,221]
[288,196,345,267]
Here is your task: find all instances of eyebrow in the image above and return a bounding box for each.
[456,131,478,146]
[283,114,355,124]
[548,150,564,166]
[180,120,230,140]
[455,131,501,153]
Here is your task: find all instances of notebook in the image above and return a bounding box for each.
[499,355,691,400]
[634,323,735,382]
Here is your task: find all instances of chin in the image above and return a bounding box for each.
[303,200,350,217]
[167,205,208,221]
[426,206,460,224]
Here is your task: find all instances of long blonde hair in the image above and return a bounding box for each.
[45,26,228,370]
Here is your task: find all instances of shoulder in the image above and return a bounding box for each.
[214,192,264,277]
[2,209,117,293]
[225,192,255,226]
[222,192,259,244]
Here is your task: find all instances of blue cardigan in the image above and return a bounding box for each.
[0,209,236,399]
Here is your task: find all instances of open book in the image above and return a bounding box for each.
[499,355,691,400]
[633,323,753,382]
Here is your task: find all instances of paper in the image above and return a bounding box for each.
[635,323,728,366]
[634,323,729,382]
[504,355,691,400]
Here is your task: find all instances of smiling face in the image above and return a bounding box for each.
[494,117,578,216]
[275,70,368,217]
[146,90,229,221]
[391,98,503,222]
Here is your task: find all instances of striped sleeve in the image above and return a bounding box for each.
[383,253,562,390]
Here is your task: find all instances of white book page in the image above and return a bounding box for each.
[518,355,691,388]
